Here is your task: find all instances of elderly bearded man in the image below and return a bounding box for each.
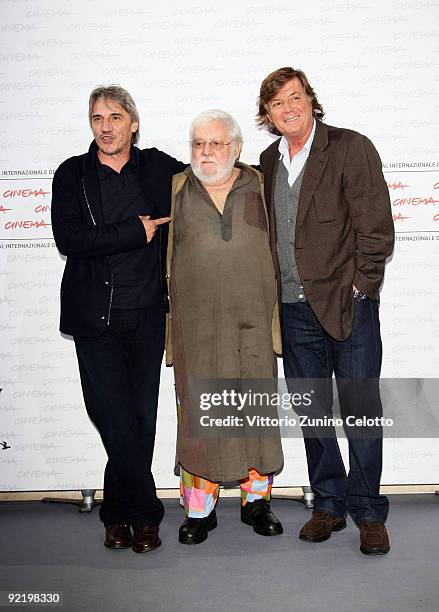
[51,85,186,553]
[166,110,284,545]
[258,68,394,555]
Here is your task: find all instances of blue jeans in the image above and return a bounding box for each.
[281,299,389,525]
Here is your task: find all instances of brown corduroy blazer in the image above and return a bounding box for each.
[260,121,394,341]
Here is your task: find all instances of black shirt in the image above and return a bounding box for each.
[98,147,161,309]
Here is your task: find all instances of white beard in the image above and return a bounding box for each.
[191,153,237,185]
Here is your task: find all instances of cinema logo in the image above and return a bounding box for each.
[44,429,94,440]
[46,456,90,465]
[388,181,410,190]
[43,403,83,414]
[385,174,439,225]
[1,186,51,232]
[16,442,61,451]
[26,9,73,18]
[5,219,50,230]
[393,196,439,206]
[16,469,62,479]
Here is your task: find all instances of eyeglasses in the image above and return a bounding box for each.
[191,140,232,151]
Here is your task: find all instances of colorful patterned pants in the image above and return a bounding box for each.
[180,467,273,518]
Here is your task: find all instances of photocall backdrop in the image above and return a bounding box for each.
[1,0,438,491]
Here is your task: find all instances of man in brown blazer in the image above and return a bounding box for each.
[258,67,394,555]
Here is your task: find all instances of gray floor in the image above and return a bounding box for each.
[0,495,438,612]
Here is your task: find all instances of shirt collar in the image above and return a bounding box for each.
[278,118,316,160]
[129,145,139,170]
[96,145,138,179]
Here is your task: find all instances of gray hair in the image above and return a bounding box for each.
[89,84,140,145]
[190,109,242,144]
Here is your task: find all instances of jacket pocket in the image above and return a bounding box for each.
[244,191,268,232]
[313,185,344,223]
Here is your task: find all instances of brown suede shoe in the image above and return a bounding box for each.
[104,524,132,549]
[359,522,390,555]
[299,511,347,543]
[131,525,161,553]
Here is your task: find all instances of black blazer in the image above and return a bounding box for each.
[51,140,186,336]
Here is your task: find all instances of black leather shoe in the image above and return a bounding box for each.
[179,509,217,545]
[241,499,283,536]
[131,525,161,553]
[104,523,132,549]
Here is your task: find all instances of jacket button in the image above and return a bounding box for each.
[105,281,109,285]
[101,316,105,320]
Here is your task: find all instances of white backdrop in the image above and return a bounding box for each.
[0,0,438,490]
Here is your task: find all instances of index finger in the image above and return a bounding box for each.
[152,217,171,226]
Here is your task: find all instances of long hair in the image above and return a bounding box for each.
[257,67,325,136]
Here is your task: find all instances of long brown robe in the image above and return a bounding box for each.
[168,163,283,481]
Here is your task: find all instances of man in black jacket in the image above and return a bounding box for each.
[51,85,186,553]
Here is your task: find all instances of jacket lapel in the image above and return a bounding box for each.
[138,150,166,216]
[296,121,329,233]
[82,141,104,225]
[262,140,281,264]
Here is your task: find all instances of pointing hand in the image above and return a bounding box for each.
[138,215,171,243]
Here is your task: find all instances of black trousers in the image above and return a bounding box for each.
[74,305,165,528]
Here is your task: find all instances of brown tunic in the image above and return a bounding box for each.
[169,163,283,481]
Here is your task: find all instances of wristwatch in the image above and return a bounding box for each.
[353,287,367,301]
